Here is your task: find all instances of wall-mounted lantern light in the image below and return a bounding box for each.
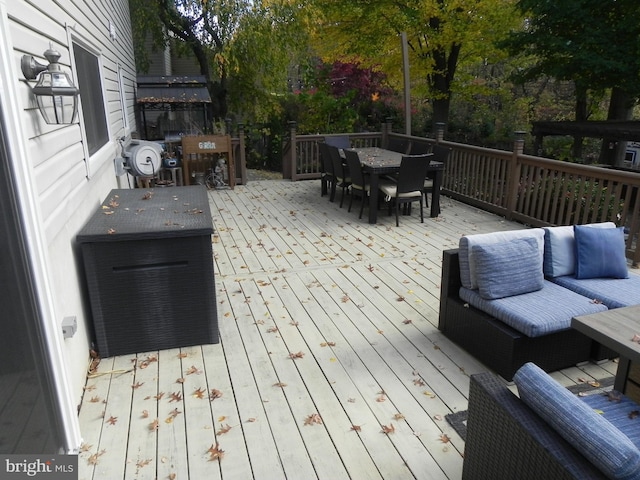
[21,47,79,125]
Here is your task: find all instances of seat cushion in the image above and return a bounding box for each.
[543,222,616,278]
[459,229,545,290]
[515,362,640,480]
[574,225,628,279]
[582,392,640,451]
[459,281,607,337]
[550,272,640,309]
[473,237,544,299]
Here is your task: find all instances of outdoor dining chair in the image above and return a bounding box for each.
[379,154,430,226]
[423,145,451,212]
[386,137,412,154]
[343,149,370,219]
[328,144,351,207]
[318,142,335,197]
[324,135,351,150]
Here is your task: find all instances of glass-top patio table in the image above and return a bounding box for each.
[354,147,444,224]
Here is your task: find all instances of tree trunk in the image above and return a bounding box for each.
[599,87,634,166]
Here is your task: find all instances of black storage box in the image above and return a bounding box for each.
[77,186,218,357]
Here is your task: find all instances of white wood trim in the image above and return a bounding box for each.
[0,0,82,453]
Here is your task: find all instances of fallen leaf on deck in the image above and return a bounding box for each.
[403,319,413,324]
[381,423,395,434]
[106,416,118,425]
[149,419,159,431]
[177,352,188,359]
[141,410,149,418]
[207,443,225,462]
[185,365,202,375]
[273,382,287,388]
[217,424,232,435]
[413,378,426,387]
[393,413,405,420]
[136,459,152,468]
[80,443,92,453]
[289,351,305,359]
[210,389,223,401]
[351,425,362,432]
[169,392,183,402]
[304,413,323,425]
[193,388,207,399]
[132,382,144,389]
[440,433,451,443]
[90,396,101,403]
[87,449,106,465]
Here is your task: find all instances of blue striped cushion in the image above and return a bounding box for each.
[543,223,616,278]
[583,393,640,451]
[459,281,607,337]
[473,237,543,299]
[458,228,545,289]
[551,272,640,309]
[515,362,640,480]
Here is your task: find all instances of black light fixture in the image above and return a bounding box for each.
[21,47,79,125]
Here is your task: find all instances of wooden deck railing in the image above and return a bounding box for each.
[281,122,640,265]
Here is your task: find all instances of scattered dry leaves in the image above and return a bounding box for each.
[209,389,223,401]
[87,449,106,465]
[207,443,225,462]
[217,424,232,435]
[169,392,183,403]
[193,387,207,399]
[351,425,362,432]
[304,413,323,426]
[185,365,202,375]
[106,416,118,425]
[439,433,451,443]
[381,423,395,435]
[289,351,305,359]
[149,419,159,431]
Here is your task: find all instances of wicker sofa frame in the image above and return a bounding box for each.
[463,372,608,479]
[438,249,608,381]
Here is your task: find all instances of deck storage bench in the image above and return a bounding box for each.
[77,186,218,357]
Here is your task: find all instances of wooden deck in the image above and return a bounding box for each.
[77,178,617,480]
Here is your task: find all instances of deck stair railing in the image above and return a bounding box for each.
[282,122,640,265]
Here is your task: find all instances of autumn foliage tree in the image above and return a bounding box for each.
[305,0,521,130]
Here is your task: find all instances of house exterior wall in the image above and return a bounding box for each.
[1,0,137,450]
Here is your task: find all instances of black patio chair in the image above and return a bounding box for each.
[324,135,351,150]
[408,142,432,155]
[328,144,351,207]
[424,145,451,211]
[318,142,335,197]
[379,154,430,226]
[386,137,411,154]
[343,149,370,219]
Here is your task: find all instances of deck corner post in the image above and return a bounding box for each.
[435,122,446,143]
[506,131,526,220]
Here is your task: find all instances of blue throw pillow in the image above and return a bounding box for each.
[574,225,628,279]
[472,237,544,300]
[515,362,640,480]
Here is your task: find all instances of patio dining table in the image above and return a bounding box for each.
[354,147,444,224]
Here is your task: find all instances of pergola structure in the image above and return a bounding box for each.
[532,120,640,165]
[136,75,212,141]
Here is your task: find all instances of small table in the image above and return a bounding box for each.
[77,186,219,357]
[356,147,444,224]
[572,305,640,398]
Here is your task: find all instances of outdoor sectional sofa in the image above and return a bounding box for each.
[438,222,640,381]
[463,362,640,479]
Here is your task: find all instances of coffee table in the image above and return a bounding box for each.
[572,305,640,399]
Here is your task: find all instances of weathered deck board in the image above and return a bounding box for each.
[78,177,618,479]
